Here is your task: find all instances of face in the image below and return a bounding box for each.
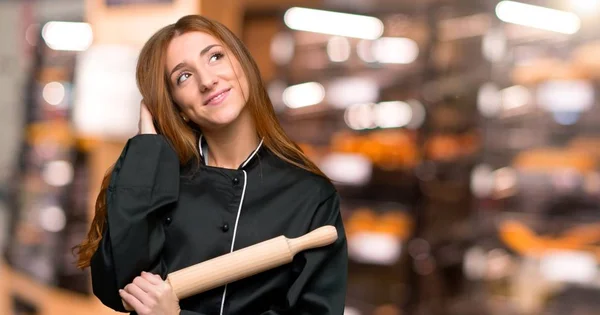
[166,31,250,131]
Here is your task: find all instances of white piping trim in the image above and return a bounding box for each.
[198,135,263,169]
[240,139,264,168]
[219,170,248,315]
[198,135,209,165]
[198,135,204,157]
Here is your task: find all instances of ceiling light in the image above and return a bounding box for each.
[327,77,378,108]
[477,83,502,117]
[344,103,376,130]
[42,82,66,106]
[371,37,419,64]
[356,40,376,63]
[537,80,594,113]
[284,7,384,40]
[495,1,581,35]
[319,153,372,186]
[406,99,426,129]
[283,82,325,108]
[502,85,530,110]
[42,21,93,51]
[326,36,351,62]
[270,32,295,65]
[374,101,412,128]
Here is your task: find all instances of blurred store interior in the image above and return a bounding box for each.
[2,0,600,314]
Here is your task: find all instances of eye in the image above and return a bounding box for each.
[209,51,224,63]
[177,73,191,85]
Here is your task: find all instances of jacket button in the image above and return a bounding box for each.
[165,217,172,225]
[221,223,229,232]
[232,177,239,185]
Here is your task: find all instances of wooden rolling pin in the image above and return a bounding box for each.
[123,225,338,310]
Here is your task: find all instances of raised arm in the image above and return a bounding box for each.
[90,134,180,312]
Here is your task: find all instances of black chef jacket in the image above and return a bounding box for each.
[90,134,348,315]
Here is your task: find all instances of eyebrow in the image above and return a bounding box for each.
[168,44,222,79]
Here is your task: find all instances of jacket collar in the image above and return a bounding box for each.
[198,134,265,170]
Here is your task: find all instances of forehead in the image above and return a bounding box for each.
[165,31,222,70]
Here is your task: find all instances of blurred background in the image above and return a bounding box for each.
[1,0,600,314]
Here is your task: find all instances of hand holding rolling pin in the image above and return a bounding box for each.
[119,272,180,315]
[120,225,338,313]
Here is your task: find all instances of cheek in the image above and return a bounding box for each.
[241,79,250,102]
[233,67,250,101]
[171,90,184,109]
[172,87,195,109]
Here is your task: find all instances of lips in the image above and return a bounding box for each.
[204,88,231,106]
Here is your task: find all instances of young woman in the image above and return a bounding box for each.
[75,14,347,315]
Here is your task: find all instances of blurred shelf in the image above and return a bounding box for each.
[0,262,114,315]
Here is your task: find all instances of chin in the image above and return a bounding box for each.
[200,104,244,130]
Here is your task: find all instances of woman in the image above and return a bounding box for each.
[75,14,347,315]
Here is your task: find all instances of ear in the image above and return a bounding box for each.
[180,112,189,122]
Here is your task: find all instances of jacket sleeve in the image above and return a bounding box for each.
[264,189,348,315]
[90,134,180,312]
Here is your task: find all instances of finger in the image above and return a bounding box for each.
[119,289,149,314]
[139,104,157,134]
[142,271,164,285]
[122,300,133,312]
[132,276,158,295]
[126,283,156,306]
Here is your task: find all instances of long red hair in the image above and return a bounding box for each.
[75,15,328,269]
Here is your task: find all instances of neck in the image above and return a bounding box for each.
[202,110,259,169]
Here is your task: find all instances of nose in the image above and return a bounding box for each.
[198,68,218,93]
